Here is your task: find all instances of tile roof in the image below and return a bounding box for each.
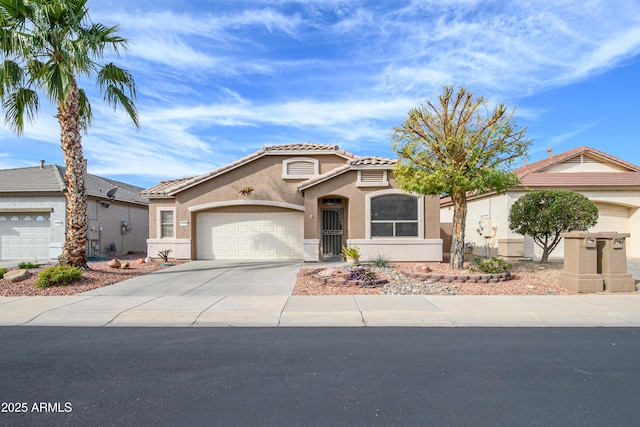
[141,143,360,197]
[349,156,397,167]
[265,143,359,160]
[0,164,148,205]
[515,146,640,178]
[298,157,397,190]
[440,146,640,206]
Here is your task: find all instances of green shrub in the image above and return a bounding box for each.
[18,262,40,269]
[369,253,391,268]
[468,257,512,274]
[0,268,7,278]
[34,265,83,288]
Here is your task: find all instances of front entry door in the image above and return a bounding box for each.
[321,208,344,257]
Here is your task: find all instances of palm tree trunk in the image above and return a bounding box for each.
[57,78,88,268]
[450,192,467,269]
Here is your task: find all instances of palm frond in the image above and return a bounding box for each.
[3,87,38,134]
[0,60,23,99]
[97,63,138,127]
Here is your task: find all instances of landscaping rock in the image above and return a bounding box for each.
[4,269,30,283]
[107,258,121,268]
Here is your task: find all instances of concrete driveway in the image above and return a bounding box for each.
[80,260,304,297]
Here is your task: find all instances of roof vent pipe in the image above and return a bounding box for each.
[40,160,45,168]
[547,148,553,158]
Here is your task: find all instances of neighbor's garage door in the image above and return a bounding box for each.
[196,212,303,260]
[592,203,629,234]
[0,213,50,260]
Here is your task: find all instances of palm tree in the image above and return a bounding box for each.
[0,0,139,267]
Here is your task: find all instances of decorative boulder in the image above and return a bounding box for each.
[318,267,339,277]
[120,261,130,269]
[136,258,145,264]
[144,257,153,264]
[4,269,30,283]
[107,258,121,268]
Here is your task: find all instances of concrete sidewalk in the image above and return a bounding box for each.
[1,294,639,327]
[1,259,638,328]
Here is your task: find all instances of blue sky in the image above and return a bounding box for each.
[1,0,639,188]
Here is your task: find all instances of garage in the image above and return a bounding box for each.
[196,211,304,260]
[0,213,51,261]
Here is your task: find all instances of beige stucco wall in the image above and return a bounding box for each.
[146,153,350,259]
[303,172,442,261]
[87,198,149,258]
[447,188,640,260]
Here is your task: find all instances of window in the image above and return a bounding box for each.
[357,170,388,187]
[160,210,174,238]
[282,158,319,179]
[370,195,418,237]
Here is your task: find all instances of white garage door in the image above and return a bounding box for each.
[592,203,629,234]
[196,212,304,260]
[534,203,629,260]
[0,214,51,260]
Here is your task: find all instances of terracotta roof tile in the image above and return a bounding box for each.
[349,156,397,166]
[516,146,640,178]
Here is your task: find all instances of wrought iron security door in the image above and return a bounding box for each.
[321,208,344,257]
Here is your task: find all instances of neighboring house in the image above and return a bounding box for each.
[0,162,149,262]
[141,143,442,262]
[440,146,640,260]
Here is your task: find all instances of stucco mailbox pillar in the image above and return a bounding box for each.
[558,232,603,293]
[597,232,635,292]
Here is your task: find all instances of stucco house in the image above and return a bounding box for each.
[440,146,640,260]
[0,162,149,262]
[141,143,442,262]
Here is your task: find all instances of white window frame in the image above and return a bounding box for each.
[357,170,389,187]
[157,208,176,239]
[282,157,319,179]
[365,189,424,239]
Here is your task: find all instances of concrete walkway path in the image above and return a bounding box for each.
[0,259,639,327]
[1,293,639,328]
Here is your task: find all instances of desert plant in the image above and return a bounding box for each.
[348,266,377,286]
[0,267,7,278]
[341,245,360,259]
[34,266,83,288]
[369,253,391,268]
[18,262,40,269]
[468,257,512,274]
[158,249,172,263]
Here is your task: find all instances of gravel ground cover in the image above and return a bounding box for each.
[0,257,185,296]
[293,260,640,296]
[2,258,638,297]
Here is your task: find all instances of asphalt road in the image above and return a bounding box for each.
[1,327,639,426]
